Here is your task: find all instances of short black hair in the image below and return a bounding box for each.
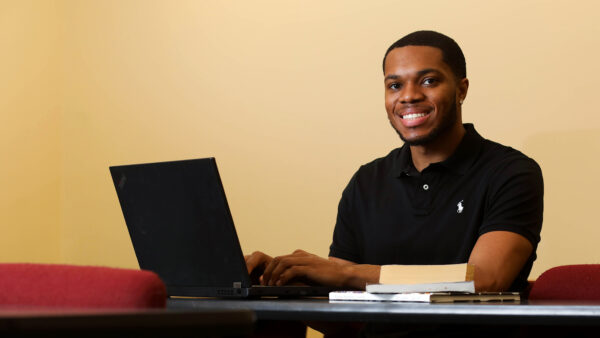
[382,30,466,79]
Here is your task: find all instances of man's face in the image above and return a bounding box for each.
[384,46,467,146]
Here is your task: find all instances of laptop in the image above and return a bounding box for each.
[110,157,336,298]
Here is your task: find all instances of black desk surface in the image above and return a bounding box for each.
[168,297,600,326]
[0,307,255,337]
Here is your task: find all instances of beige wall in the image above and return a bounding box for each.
[0,0,61,262]
[4,0,600,279]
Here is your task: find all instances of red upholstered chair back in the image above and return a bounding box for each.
[0,263,167,308]
[528,264,600,301]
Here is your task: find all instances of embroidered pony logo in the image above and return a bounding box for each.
[457,200,464,214]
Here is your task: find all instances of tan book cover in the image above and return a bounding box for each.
[379,263,474,285]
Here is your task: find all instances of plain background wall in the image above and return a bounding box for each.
[1,0,61,262]
[3,0,600,279]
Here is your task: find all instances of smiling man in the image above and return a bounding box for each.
[246,31,543,294]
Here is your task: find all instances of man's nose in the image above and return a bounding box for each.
[399,83,424,104]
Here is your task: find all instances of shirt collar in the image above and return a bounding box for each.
[395,144,415,177]
[394,123,484,177]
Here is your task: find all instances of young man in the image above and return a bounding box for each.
[246,31,543,292]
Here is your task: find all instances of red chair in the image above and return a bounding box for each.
[0,263,167,308]
[528,264,600,301]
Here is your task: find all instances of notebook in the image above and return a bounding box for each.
[110,157,335,298]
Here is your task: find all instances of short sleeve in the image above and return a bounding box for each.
[329,173,361,262]
[479,156,544,247]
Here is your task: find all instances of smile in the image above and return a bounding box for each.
[401,112,429,120]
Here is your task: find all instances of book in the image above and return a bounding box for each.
[378,263,475,285]
[366,281,475,294]
[364,263,476,293]
[329,291,520,303]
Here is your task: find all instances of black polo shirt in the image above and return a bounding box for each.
[329,124,543,291]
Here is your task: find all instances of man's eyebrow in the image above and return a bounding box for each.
[417,68,441,77]
[384,68,442,82]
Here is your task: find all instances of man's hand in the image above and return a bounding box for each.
[244,251,273,285]
[260,249,380,289]
[246,249,380,289]
[260,250,347,287]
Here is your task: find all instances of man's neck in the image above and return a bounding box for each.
[410,124,466,172]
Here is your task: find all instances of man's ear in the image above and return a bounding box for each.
[458,77,469,103]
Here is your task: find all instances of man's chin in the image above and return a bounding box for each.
[391,119,457,146]
[400,134,434,146]
[394,128,434,146]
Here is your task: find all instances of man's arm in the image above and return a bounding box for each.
[333,230,532,292]
[249,230,532,291]
[468,230,533,292]
[468,156,543,291]
[252,230,532,291]
[328,256,381,289]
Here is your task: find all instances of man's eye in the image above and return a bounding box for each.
[388,83,401,90]
[422,78,437,86]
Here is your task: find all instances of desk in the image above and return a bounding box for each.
[0,307,255,337]
[168,298,600,327]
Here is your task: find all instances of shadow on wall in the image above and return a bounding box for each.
[523,130,600,275]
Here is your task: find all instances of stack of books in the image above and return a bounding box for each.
[329,263,520,303]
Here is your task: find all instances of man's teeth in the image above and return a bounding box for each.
[402,113,427,120]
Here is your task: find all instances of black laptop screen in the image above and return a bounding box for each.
[110,158,251,289]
